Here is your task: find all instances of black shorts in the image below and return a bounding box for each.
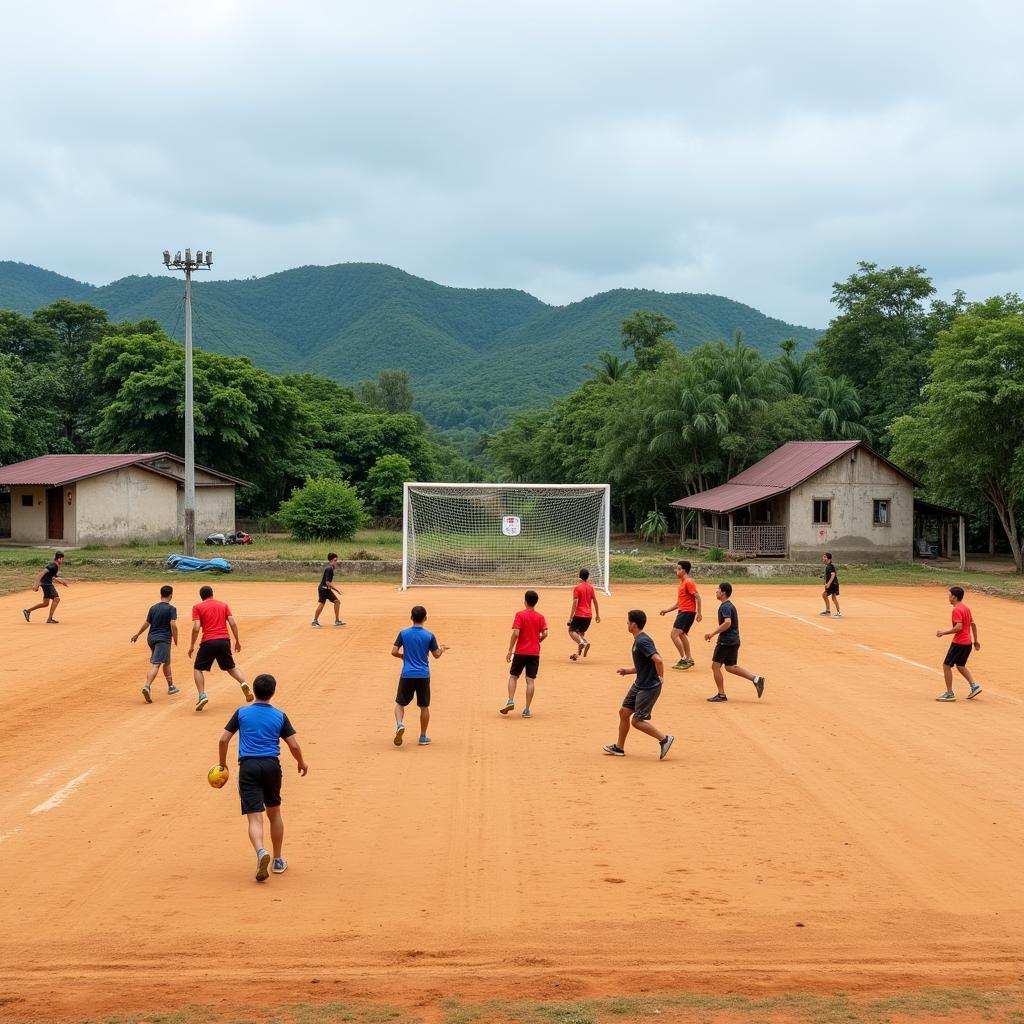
[195,638,235,672]
[41,584,59,600]
[238,757,282,815]
[569,616,592,634]
[318,586,337,604]
[509,653,540,679]
[825,582,840,595]
[712,642,740,667]
[622,681,662,721]
[396,676,431,707]
[673,611,696,633]
[944,642,972,667]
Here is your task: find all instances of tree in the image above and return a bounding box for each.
[0,310,56,362]
[583,351,631,384]
[277,477,368,541]
[810,376,872,441]
[775,339,821,398]
[620,310,678,372]
[364,454,414,518]
[889,295,1024,572]
[32,300,108,362]
[355,369,414,414]
[816,262,937,442]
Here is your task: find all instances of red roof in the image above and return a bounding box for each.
[670,441,916,514]
[0,453,249,487]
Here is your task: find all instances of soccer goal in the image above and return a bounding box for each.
[402,483,611,592]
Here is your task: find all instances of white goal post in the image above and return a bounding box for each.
[402,483,611,592]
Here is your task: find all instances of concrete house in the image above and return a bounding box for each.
[0,453,248,546]
[670,440,922,562]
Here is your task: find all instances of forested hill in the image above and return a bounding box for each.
[0,260,820,430]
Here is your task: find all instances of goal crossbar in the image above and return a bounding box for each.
[402,483,611,593]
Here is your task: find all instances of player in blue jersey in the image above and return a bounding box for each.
[391,605,449,747]
[217,673,308,882]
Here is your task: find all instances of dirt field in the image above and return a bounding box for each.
[1,581,1022,1023]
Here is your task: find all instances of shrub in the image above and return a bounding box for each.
[277,477,368,541]
[638,509,669,544]
[706,546,724,563]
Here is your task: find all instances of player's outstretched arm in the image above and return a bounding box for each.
[227,615,241,652]
[284,735,308,775]
[130,620,149,643]
[217,729,234,769]
[391,644,404,659]
[431,643,449,659]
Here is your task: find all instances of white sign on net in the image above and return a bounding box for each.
[502,516,522,537]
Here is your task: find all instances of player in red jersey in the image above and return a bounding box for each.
[568,568,601,660]
[501,590,548,718]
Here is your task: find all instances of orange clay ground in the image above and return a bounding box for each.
[0,581,1022,1023]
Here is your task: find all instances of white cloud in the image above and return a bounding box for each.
[1,0,1022,325]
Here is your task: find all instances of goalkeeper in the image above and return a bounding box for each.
[217,673,308,882]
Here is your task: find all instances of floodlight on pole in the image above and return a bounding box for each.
[161,246,213,556]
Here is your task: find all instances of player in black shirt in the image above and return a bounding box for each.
[603,610,674,760]
[130,584,180,702]
[23,552,69,623]
[820,552,842,617]
[311,553,345,627]
[703,582,765,702]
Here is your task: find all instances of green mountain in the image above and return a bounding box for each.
[0,260,820,430]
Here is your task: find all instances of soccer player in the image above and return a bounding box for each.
[659,559,702,669]
[188,584,252,712]
[602,610,674,760]
[391,605,449,746]
[820,553,842,617]
[216,673,308,881]
[935,586,983,701]
[130,584,180,702]
[501,590,548,717]
[311,552,345,627]
[703,582,765,703]
[567,567,601,660]
[23,551,69,623]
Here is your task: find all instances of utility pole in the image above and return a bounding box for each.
[162,248,212,556]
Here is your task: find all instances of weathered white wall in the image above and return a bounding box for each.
[788,451,913,562]
[195,486,236,538]
[10,486,48,543]
[76,469,179,544]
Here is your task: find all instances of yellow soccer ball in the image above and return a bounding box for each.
[208,764,229,789]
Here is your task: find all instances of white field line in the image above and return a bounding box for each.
[30,769,95,815]
[0,828,23,845]
[883,653,940,674]
[747,601,834,633]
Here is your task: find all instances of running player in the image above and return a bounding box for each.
[501,590,548,718]
[216,673,308,881]
[188,584,252,711]
[820,553,842,617]
[23,551,69,623]
[311,552,345,627]
[603,610,673,760]
[130,584,180,702]
[935,586,982,701]
[703,582,765,702]
[391,605,449,746]
[568,568,600,660]
[659,559,701,669]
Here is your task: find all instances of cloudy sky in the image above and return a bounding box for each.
[2,0,1021,326]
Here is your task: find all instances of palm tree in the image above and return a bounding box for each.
[811,376,873,441]
[775,340,822,398]
[583,351,631,384]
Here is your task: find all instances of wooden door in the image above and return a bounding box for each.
[46,487,64,540]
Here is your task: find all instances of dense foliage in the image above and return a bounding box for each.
[277,477,369,541]
[0,301,477,515]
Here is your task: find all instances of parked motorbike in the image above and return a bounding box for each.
[204,531,253,546]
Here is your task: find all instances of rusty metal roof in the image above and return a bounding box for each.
[670,441,916,514]
[0,453,249,488]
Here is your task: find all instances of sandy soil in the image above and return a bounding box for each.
[0,581,1022,1021]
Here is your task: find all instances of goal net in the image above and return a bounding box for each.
[403,483,611,592]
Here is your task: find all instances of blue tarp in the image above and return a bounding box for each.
[166,554,232,572]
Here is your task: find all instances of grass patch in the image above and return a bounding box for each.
[441,989,1024,1024]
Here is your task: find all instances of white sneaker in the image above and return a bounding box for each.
[834,611,843,618]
